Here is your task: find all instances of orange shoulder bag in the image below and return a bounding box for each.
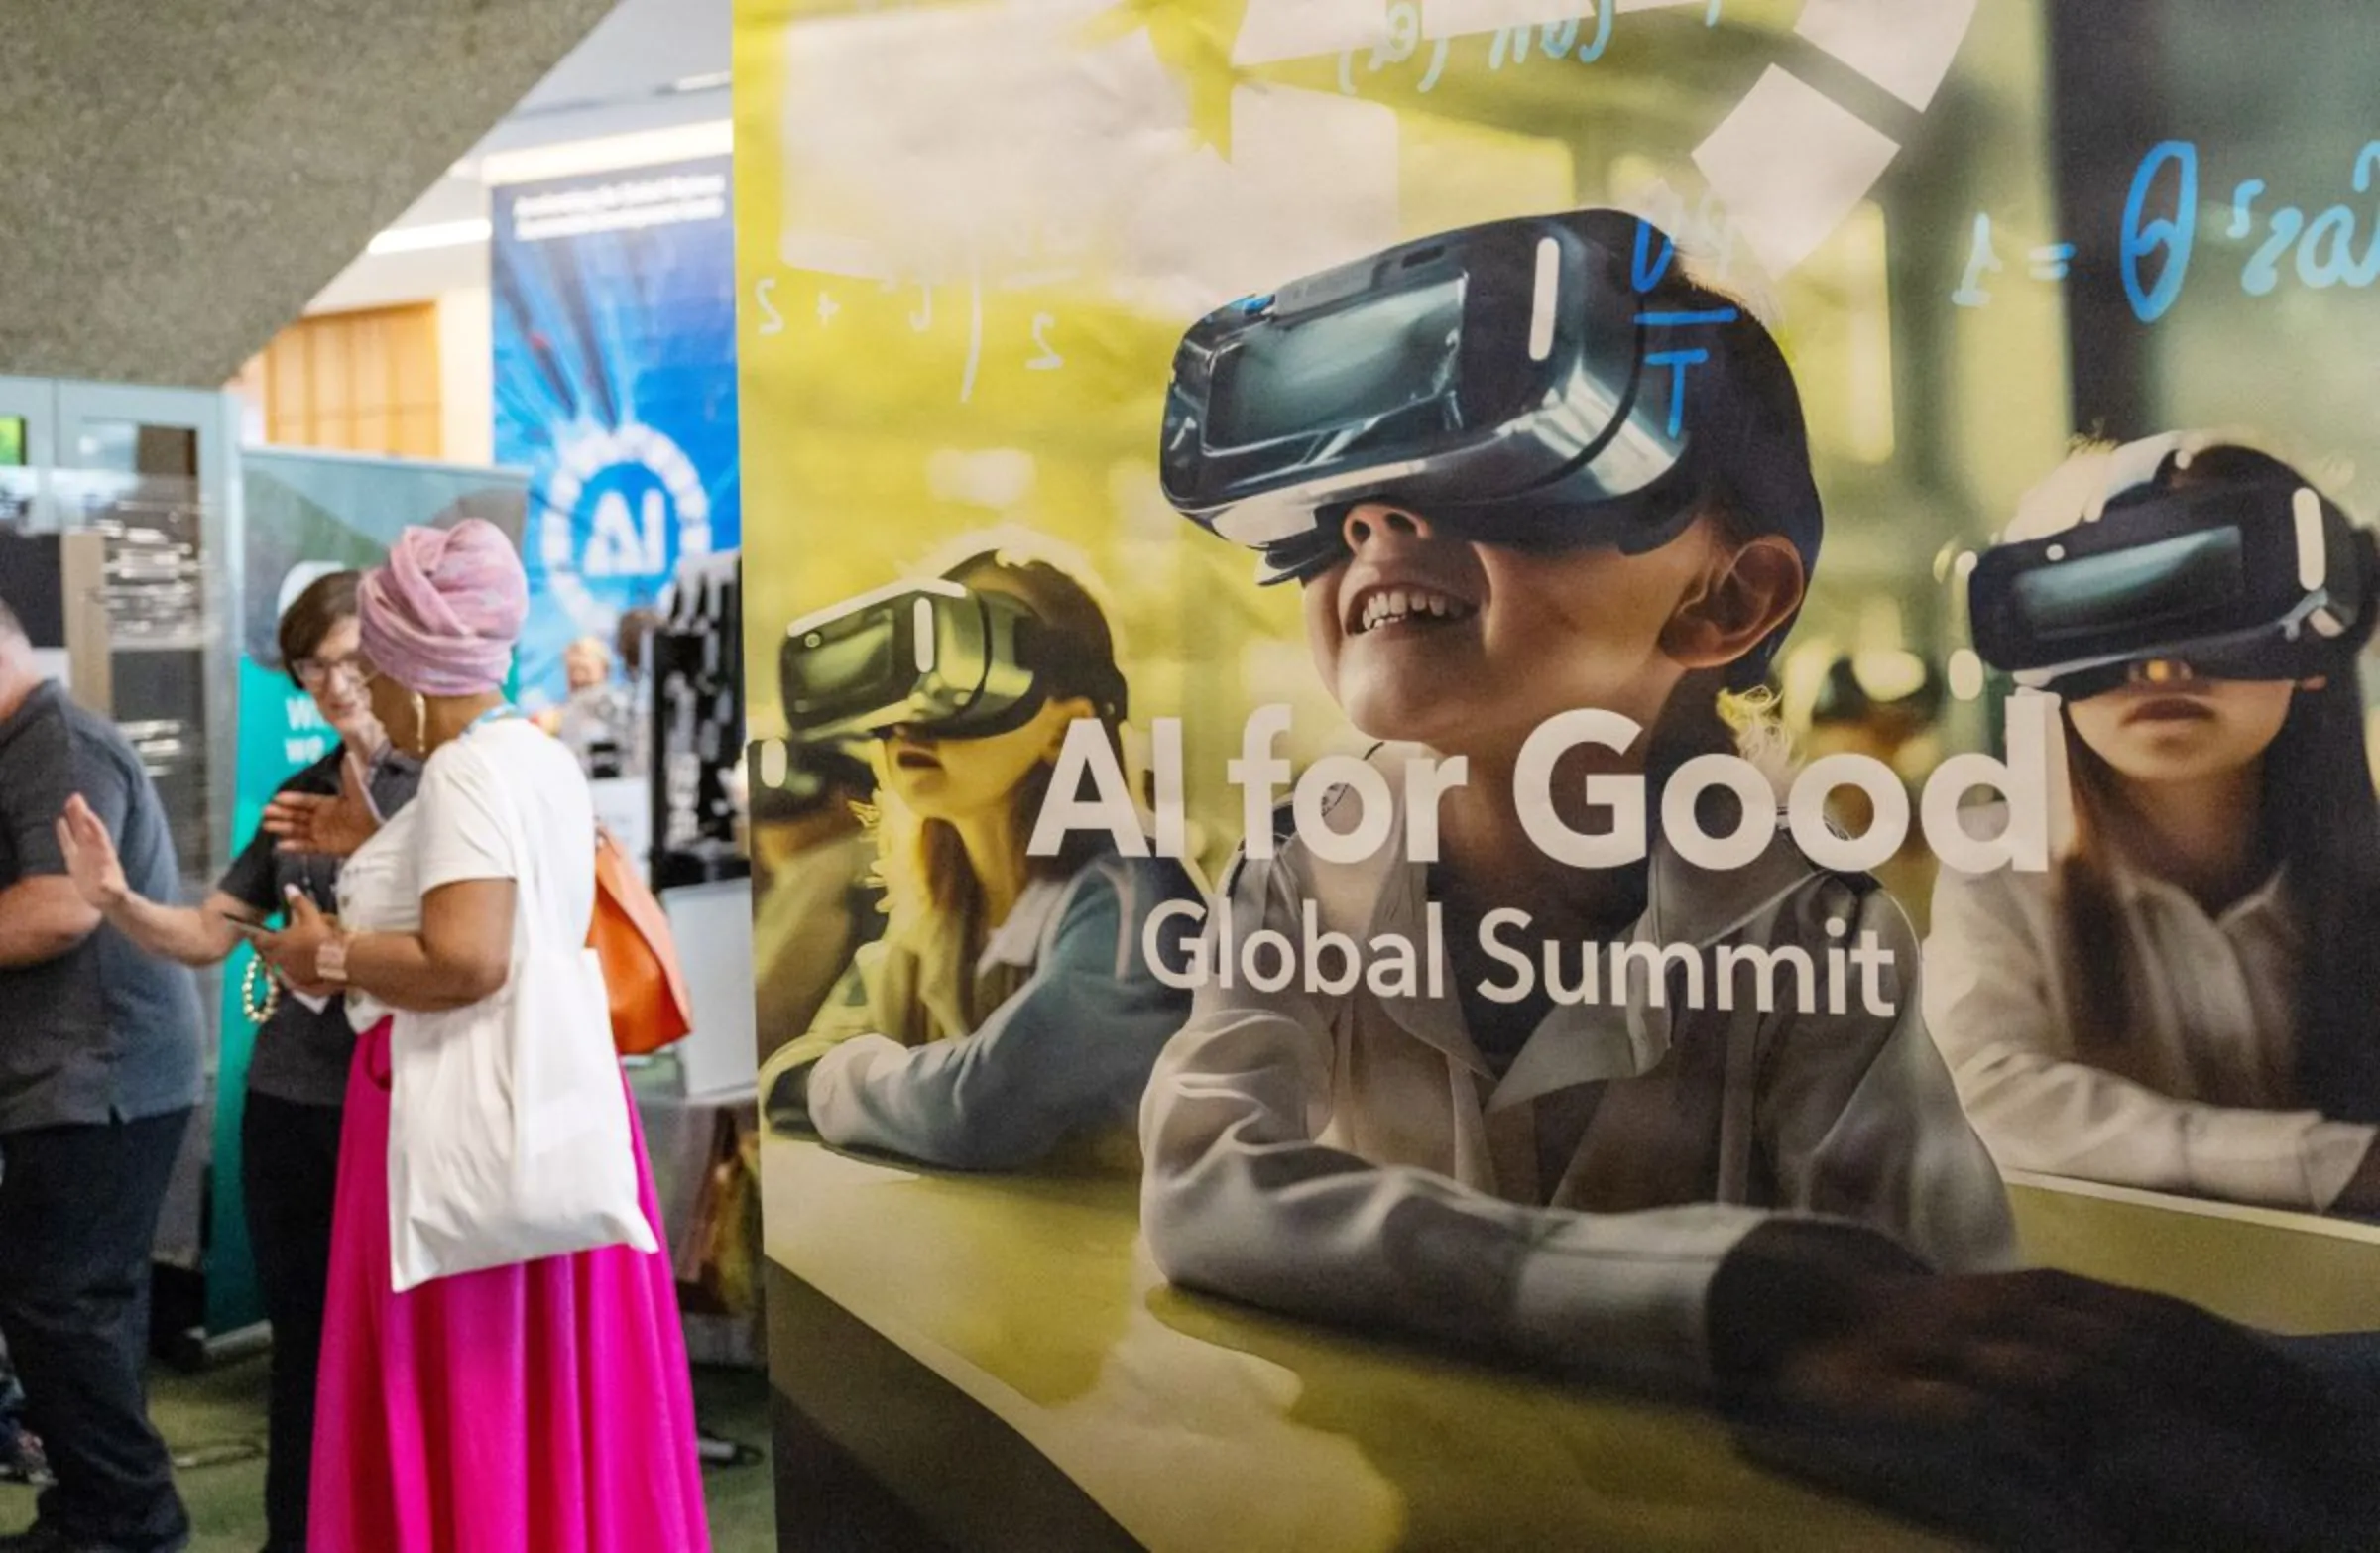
[589,826,695,1056]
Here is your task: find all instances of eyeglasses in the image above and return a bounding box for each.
[294,651,380,691]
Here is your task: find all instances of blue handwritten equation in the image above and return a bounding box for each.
[1950,212,2076,308]
[1632,219,1731,436]
[1955,140,2380,323]
[1340,1,1722,97]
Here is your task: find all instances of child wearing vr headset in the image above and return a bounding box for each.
[1930,435,2380,1218]
[1137,207,2030,1382]
[759,537,1202,1171]
[1131,214,2380,1542]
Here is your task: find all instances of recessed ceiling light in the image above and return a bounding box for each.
[478,120,732,186]
[365,218,494,255]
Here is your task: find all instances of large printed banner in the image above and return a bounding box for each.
[736,3,2380,1548]
[492,157,741,711]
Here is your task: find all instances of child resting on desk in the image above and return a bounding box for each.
[761,538,1201,1171]
[1138,206,2014,1392]
[1929,435,2380,1219]
[1134,211,2380,1546]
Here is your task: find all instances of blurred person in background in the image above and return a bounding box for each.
[537,634,635,777]
[615,605,662,780]
[54,571,420,1553]
[0,595,201,1553]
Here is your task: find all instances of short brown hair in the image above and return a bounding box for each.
[278,570,361,687]
[616,607,662,674]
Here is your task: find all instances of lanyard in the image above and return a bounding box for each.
[466,702,523,736]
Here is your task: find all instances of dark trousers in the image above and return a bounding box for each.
[0,1335,25,1460]
[241,1093,343,1553]
[0,1109,192,1551]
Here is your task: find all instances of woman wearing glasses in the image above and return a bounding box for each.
[52,570,419,1553]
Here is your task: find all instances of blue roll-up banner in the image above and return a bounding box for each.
[491,156,743,713]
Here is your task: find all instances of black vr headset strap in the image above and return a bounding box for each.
[2343,527,2380,650]
[1012,614,1129,725]
[927,608,1129,740]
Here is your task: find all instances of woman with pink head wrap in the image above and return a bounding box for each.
[354,518,528,700]
[256,523,712,1551]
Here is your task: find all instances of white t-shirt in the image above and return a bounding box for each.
[336,718,594,1029]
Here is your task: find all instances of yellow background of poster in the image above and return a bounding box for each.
[732,0,2075,886]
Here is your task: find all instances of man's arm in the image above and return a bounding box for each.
[101,889,249,968]
[0,702,104,966]
[0,876,101,967]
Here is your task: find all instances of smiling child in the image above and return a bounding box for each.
[1137,209,2016,1396]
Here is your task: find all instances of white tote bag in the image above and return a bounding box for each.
[383,748,657,1293]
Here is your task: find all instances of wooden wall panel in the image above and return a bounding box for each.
[246,302,443,459]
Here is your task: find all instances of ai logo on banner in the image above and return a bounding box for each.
[539,420,713,627]
[581,466,675,578]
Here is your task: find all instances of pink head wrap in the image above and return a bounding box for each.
[356,521,529,697]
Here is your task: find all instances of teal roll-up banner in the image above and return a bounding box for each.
[206,450,528,1337]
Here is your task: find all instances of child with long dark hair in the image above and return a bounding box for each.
[1929,438,2380,1215]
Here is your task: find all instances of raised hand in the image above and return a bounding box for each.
[263,749,382,858]
[54,794,130,910]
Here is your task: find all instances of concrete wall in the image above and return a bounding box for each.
[0,0,618,388]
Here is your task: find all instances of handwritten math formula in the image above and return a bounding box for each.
[1632,217,1733,436]
[1338,1,1722,97]
[750,219,1086,403]
[1956,139,2380,324]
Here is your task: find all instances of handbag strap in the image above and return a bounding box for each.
[456,729,555,954]
[595,828,657,934]
[593,827,693,1015]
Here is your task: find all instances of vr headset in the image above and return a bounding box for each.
[780,577,1126,742]
[1158,209,1705,584]
[1969,473,2379,699]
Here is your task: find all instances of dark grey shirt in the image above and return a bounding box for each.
[0,681,203,1132]
[215,748,420,1109]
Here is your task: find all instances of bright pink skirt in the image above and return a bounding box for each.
[308,1018,713,1553]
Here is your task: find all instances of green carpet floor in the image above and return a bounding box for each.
[0,1357,777,1551]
